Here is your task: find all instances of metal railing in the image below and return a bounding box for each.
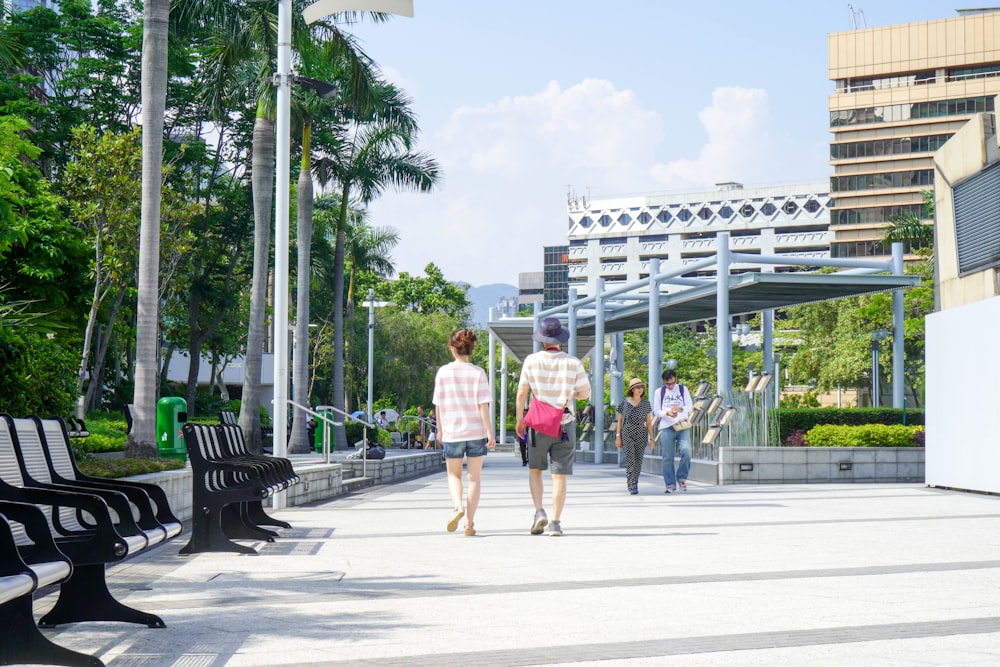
[286,400,347,466]
[396,415,436,448]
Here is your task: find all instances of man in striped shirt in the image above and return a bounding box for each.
[515,318,590,537]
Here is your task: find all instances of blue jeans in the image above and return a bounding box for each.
[660,426,692,488]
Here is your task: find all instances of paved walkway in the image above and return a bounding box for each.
[38,452,1000,666]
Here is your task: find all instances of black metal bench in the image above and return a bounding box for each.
[219,409,275,447]
[0,502,104,666]
[0,414,166,629]
[38,417,182,540]
[181,423,298,555]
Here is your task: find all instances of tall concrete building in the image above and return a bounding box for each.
[828,8,1000,258]
[565,181,832,297]
[6,0,57,12]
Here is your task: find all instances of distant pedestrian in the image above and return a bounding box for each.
[425,408,439,449]
[652,369,693,492]
[515,317,590,537]
[433,328,496,536]
[616,378,654,494]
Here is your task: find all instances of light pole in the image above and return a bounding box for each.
[271,0,413,484]
[367,289,375,424]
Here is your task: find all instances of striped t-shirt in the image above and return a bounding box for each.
[433,361,491,442]
[518,349,590,408]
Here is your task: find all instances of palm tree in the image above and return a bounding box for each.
[345,218,400,312]
[313,81,440,449]
[180,0,386,453]
[883,189,935,254]
[129,0,170,458]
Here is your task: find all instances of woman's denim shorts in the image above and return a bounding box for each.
[443,438,488,459]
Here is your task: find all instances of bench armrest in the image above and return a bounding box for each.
[0,501,69,572]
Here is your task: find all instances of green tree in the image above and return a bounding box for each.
[312,81,440,450]
[0,116,88,415]
[380,263,469,318]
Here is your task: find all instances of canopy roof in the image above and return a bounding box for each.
[489,271,920,363]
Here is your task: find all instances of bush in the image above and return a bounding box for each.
[77,457,186,478]
[805,423,924,447]
[779,408,924,440]
[784,429,807,447]
[76,412,129,453]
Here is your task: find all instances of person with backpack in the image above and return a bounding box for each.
[652,369,693,492]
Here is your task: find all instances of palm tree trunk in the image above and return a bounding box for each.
[239,113,275,456]
[129,0,169,458]
[289,122,314,453]
[332,183,351,450]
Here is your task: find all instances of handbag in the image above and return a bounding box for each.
[523,399,565,438]
[672,419,693,432]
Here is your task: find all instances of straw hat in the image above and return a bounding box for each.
[627,377,645,394]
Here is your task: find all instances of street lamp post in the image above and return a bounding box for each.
[367,288,375,424]
[271,0,413,506]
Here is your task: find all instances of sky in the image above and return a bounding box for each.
[344,1,955,288]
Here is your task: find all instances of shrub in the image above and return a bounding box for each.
[779,408,924,440]
[805,423,923,448]
[77,457,186,478]
[784,429,807,447]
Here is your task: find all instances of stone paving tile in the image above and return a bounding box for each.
[31,453,1000,666]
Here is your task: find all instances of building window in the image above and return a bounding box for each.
[739,204,755,218]
[830,241,886,258]
[656,210,671,223]
[830,134,952,160]
[677,209,692,222]
[618,213,632,225]
[637,211,652,224]
[579,216,592,228]
[598,214,613,227]
[831,169,934,193]
[782,200,798,214]
[761,202,777,216]
[697,207,712,220]
[719,205,734,219]
[830,96,994,127]
[949,64,1000,82]
[833,204,929,226]
[804,199,820,213]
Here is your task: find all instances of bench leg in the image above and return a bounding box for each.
[1,595,105,666]
[38,563,165,629]
[243,500,292,529]
[221,504,278,541]
[180,504,258,555]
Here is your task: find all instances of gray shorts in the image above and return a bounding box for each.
[528,425,575,475]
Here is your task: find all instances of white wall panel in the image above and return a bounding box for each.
[926,295,1000,493]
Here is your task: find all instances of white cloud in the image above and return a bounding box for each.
[651,87,774,190]
[372,78,665,287]
[367,82,813,289]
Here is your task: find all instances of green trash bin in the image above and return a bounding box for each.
[156,396,188,462]
[314,406,335,453]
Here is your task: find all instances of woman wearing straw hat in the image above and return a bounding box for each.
[615,378,655,495]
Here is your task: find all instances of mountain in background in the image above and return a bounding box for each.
[466,283,517,327]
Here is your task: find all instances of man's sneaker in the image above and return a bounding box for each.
[530,509,548,535]
[548,520,563,537]
[664,485,675,494]
[679,480,687,492]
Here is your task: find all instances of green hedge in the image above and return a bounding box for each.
[805,423,923,447]
[778,408,924,440]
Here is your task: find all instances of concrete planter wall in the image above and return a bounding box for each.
[634,447,925,486]
[127,451,444,522]
[718,447,924,484]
